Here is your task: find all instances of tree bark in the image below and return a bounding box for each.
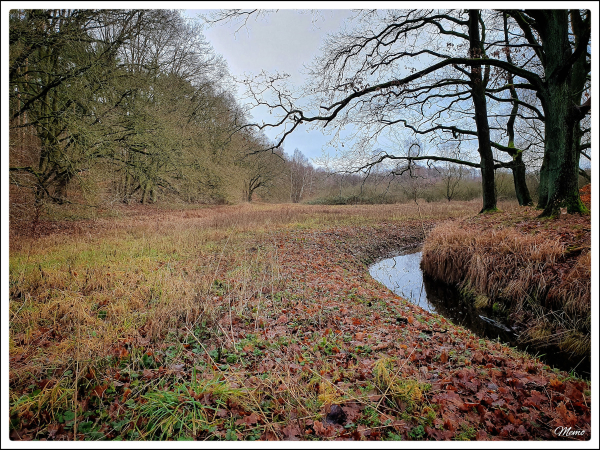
[535,10,589,216]
[469,10,497,213]
[510,153,532,206]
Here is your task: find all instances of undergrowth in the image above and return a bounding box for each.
[8,201,591,441]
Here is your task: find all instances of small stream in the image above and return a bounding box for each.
[370,247,590,378]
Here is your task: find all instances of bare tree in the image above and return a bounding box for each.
[234,132,286,202]
[226,9,589,216]
[9,9,150,204]
[288,149,312,203]
[436,145,468,202]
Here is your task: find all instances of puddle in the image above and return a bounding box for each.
[369,247,590,378]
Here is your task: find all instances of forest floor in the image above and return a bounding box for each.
[7,200,592,441]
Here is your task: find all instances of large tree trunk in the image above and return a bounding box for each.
[469,10,497,213]
[537,155,549,209]
[538,83,584,216]
[54,168,75,204]
[28,44,77,205]
[536,11,588,216]
[245,181,254,202]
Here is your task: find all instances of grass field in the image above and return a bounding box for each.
[8,200,592,441]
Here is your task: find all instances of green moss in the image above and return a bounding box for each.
[565,197,589,215]
[480,207,500,214]
[474,295,490,309]
[454,423,477,440]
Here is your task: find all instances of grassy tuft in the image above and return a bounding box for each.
[421,208,591,357]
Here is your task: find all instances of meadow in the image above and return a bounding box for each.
[8,200,591,441]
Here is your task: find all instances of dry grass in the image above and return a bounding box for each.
[8,200,459,440]
[10,199,484,244]
[546,251,591,315]
[422,223,565,302]
[421,208,591,356]
[9,234,275,387]
[9,201,483,386]
[8,199,593,441]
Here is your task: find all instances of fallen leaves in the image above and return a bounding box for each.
[281,423,302,440]
[523,390,546,409]
[276,314,288,324]
[8,215,591,442]
[440,350,449,364]
[235,412,260,426]
[91,384,108,398]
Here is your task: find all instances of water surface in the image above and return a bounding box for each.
[369,247,590,377]
[370,247,518,343]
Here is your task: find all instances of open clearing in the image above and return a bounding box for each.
[8,201,591,441]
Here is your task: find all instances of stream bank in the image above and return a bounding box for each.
[419,209,591,379]
[370,247,590,378]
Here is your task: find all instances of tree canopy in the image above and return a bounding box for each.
[9,8,592,217]
[9,9,289,210]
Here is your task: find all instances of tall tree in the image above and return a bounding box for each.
[506,10,591,215]
[9,9,248,208]
[289,149,312,203]
[467,9,497,212]
[233,131,286,202]
[470,9,591,214]
[107,10,229,204]
[234,10,506,211]
[501,12,533,206]
[224,9,589,216]
[9,9,149,203]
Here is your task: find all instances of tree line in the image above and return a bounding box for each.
[9,9,591,220]
[8,9,305,219]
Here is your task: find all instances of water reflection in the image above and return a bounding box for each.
[369,250,430,311]
[369,247,518,344]
[369,247,590,378]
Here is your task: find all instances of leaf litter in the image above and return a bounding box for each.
[8,209,591,441]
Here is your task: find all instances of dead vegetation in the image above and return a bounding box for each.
[421,206,591,358]
[8,201,591,441]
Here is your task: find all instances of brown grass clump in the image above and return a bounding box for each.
[421,208,591,356]
[547,251,591,315]
[422,224,564,302]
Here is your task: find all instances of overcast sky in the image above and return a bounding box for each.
[185,9,353,162]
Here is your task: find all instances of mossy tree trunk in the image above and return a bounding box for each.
[532,10,590,216]
[537,84,585,216]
